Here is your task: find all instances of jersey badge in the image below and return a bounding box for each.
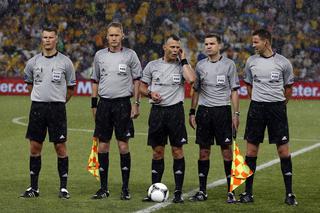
[217,75,226,84]
[118,64,127,75]
[172,74,181,84]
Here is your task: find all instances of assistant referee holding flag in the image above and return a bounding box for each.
[189,34,240,203]
[91,22,142,200]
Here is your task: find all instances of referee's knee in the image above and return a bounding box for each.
[153,146,165,160]
[171,146,184,159]
[54,143,67,157]
[199,148,210,160]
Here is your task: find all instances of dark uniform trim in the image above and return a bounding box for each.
[260,52,276,59]
[232,87,240,91]
[41,51,58,58]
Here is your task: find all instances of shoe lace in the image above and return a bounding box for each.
[228,192,235,199]
[193,191,206,200]
[97,188,106,195]
[27,190,36,197]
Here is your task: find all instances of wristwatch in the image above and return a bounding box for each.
[135,100,140,105]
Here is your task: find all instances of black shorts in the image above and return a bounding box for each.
[244,101,289,144]
[147,102,188,147]
[94,96,134,142]
[26,101,67,143]
[195,105,232,147]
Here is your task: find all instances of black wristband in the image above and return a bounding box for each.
[189,108,196,116]
[181,59,189,66]
[147,90,152,98]
[91,97,98,108]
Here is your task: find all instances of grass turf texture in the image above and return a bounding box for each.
[0,96,319,213]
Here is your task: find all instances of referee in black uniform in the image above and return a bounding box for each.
[189,34,240,203]
[20,25,76,199]
[91,22,142,200]
[239,29,297,206]
[140,34,196,203]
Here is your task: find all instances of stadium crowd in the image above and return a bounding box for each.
[0,0,319,82]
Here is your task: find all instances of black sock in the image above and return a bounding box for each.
[198,160,209,193]
[30,156,41,190]
[98,152,109,190]
[280,155,293,194]
[173,158,185,191]
[152,159,164,184]
[245,156,257,195]
[224,160,232,193]
[58,156,69,189]
[120,152,131,190]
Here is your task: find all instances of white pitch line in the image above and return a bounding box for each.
[12,116,28,126]
[10,116,320,142]
[135,142,320,213]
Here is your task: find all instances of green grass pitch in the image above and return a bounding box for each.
[0,96,319,213]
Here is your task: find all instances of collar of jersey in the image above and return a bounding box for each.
[160,57,179,64]
[208,55,223,63]
[42,51,58,58]
[260,52,276,59]
[107,47,123,53]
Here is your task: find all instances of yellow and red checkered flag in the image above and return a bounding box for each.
[87,137,100,180]
[229,140,253,192]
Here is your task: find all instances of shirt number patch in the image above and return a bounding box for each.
[118,64,127,75]
[271,72,280,80]
[172,74,181,83]
[52,70,62,81]
[217,75,226,84]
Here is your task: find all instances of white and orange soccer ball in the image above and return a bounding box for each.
[147,183,169,202]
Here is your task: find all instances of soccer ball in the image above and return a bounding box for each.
[147,183,169,202]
